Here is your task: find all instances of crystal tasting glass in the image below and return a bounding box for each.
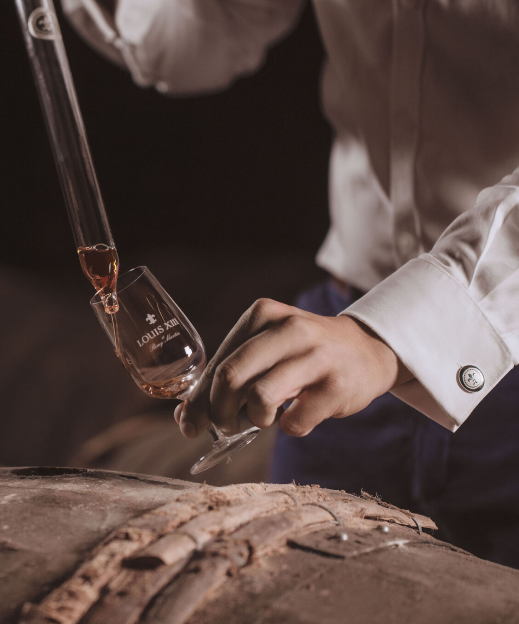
[91,266,259,473]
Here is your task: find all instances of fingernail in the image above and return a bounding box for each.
[180,419,196,438]
[174,403,183,424]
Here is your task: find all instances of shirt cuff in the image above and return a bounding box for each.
[342,255,513,431]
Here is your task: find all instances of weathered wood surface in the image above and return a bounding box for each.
[1,467,519,624]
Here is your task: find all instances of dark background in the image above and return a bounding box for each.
[0,1,333,469]
[0,1,331,279]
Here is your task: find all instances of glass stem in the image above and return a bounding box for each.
[209,426,223,444]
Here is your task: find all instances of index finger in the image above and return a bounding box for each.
[178,298,293,437]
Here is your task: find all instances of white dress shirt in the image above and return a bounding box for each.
[62,0,519,431]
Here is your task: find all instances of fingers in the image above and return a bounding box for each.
[174,403,199,439]
[209,314,319,433]
[179,299,294,437]
[245,352,326,429]
[174,403,182,424]
[177,393,210,439]
[278,384,340,437]
[208,299,291,384]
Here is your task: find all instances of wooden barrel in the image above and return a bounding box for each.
[2,467,519,624]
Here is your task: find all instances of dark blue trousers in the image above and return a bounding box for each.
[271,280,519,568]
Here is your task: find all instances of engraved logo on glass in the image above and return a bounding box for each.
[28,8,61,41]
[137,318,180,348]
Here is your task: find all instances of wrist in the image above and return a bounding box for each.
[343,315,413,395]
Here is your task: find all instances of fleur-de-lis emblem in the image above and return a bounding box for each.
[459,365,484,392]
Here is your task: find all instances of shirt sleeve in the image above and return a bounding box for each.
[343,168,519,431]
[61,0,305,94]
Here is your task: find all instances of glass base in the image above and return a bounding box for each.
[190,426,260,474]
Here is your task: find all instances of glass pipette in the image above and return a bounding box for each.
[15,0,119,313]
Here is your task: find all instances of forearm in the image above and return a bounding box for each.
[344,167,519,430]
[351,318,414,391]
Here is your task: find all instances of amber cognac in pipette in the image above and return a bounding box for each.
[77,244,119,313]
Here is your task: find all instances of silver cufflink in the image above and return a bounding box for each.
[458,365,485,392]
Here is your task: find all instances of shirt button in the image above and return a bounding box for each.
[156,81,169,93]
[397,231,417,257]
[458,366,485,392]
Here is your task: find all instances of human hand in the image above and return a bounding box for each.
[174,299,412,439]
